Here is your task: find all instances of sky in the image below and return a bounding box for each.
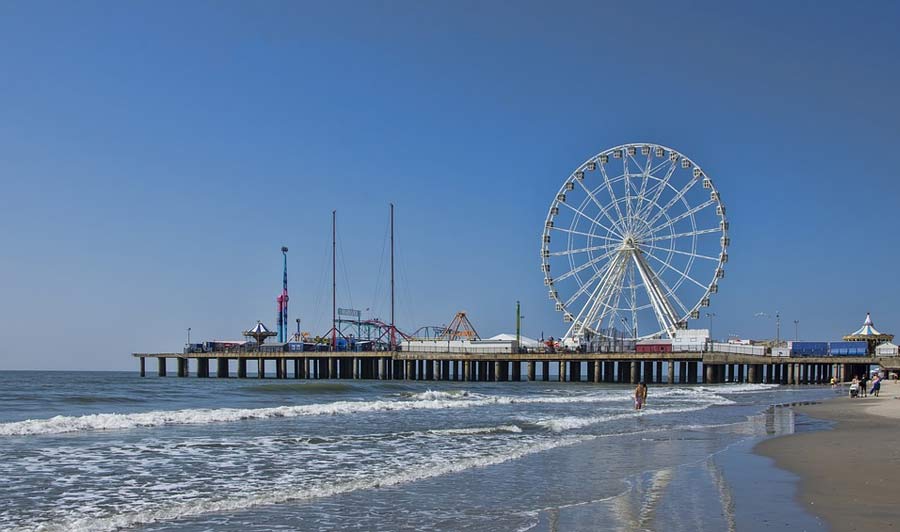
[1,1,899,370]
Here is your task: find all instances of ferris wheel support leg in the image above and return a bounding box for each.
[631,250,679,338]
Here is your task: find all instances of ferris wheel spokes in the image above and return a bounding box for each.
[640,243,719,261]
[549,242,619,257]
[565,250,630,340]
[642,250,709,291]
[555,198,623,238]
[644,227,721,244]
[574,178,628,236]
[554,247,619,284]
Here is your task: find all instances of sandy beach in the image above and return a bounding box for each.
[756,379,900,531]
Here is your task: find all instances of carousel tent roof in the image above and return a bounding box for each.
[850,313,886,336]
[844,313,894,343]
[246,321,274,334]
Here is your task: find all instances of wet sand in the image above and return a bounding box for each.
[756,380,900,531]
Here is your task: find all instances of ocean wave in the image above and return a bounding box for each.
[17,435,591,532]
[532,403,732,433]
[0,385,738,437]
[403,389,473,401]
[0,392,631,437]
[428,424,523,436]
[698,383,781,394]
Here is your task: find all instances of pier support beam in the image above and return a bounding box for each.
[177,357,188,377]
[705,364,717,384]
[258,358,266,379]
[593,361,601,383]
[630,361,639,384]
[157,357,167,377]
[542,361,550,381]
[140,357,146,377]
[687,362,698,384]
[238,359,247,378]
[512,361,521,382]
[217,358,228,378]
[667,362,675,384]
[197,358,209,378]
[558,360,567,382]
[679,362,688,383]
[528,361,536,381]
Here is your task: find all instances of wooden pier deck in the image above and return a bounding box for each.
[132,351,892,385]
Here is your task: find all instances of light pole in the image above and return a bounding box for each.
[793,320,799,341]
[187,327,191,345]
[776,311,781,345]
[706,312,716,341]
[621,317,628,352]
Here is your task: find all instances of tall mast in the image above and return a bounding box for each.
[390,203,396,350]
[282,246,288,342]
[332,210,337,350]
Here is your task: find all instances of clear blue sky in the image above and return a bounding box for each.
[2,1,899,370]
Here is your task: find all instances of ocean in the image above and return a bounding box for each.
[0,371,836,531]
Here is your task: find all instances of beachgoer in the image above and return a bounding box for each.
[641,382,648,406]
[634,383,644,410]
[860,375,868,397]
[830,376,836,388]
[871,375,881,397]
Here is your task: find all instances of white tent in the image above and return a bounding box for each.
[876,342,899,356]
[488,333,542,348]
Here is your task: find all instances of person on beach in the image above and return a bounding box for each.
[850,376,860,398]
[830,376,837,388]
[871,374,881,397]
[634,382,647,410]
[860,375,868,397]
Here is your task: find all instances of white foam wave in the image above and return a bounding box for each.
[0,392,628,437]
[429,425,523,436]
[698,383,781,394]
[405,389,472,401]
[18,435,591,532]
[534,404,730,433]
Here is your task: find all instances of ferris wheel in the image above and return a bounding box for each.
[541,143,729,344]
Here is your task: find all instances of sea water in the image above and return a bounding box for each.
[0,371,835,531]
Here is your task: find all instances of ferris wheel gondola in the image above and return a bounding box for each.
[541,143,729,345]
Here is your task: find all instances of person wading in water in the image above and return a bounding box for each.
[634,381,648,410]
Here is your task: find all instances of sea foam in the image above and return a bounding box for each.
[0,391,622,437]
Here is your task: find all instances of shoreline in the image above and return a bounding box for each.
[755,379,900,531]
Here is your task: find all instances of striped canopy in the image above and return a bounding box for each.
[851,313,883,336]
[247,321,272,334]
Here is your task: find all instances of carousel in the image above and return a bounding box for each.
[843,313,894,355]
[243,321,277,346]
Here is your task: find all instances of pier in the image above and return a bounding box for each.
[133,351,891,385]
